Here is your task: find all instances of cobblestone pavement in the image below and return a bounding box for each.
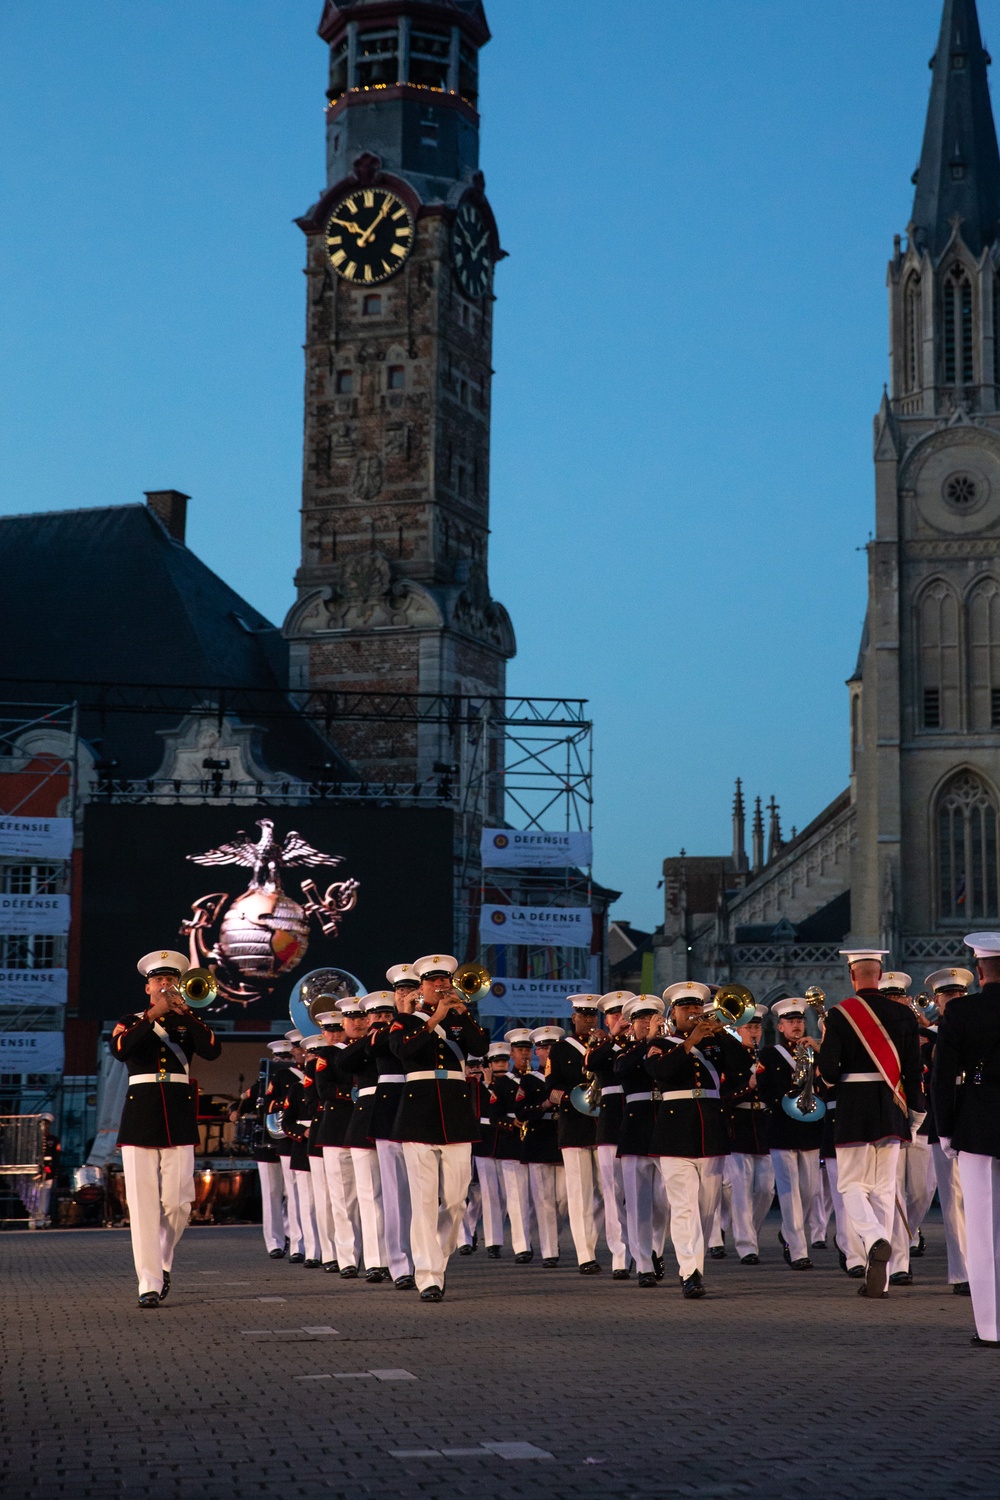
[1,1209,996,1500]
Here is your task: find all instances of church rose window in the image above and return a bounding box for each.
[937,772,1000,923]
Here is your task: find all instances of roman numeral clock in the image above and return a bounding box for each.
[325,186,415,284]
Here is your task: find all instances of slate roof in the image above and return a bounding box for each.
[911,0,1000,256]
[0,503,354,781]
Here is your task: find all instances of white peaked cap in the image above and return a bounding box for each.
[878,972,912,992]
[315,1011,342,1027]
[302,1034,325,1050]
[285,1030,304,1043]
[567,994,602,1009]
[267,1041,292,1054]
[335,998,364,1016]
[662,981,711,1007]
[926,967,975,992]
[745,1004,768,1022]
[529,1025,565,1044]
[622,995,664,1019]
[504,1029,533,1045]
[412,954,458,978]
[600,991,636,1012]
[363,991,396,1011]
[137,949,190,977]
[839,949,889,964]
[771,998,806,1019]
[487,1042,510,1057]
[387,963,419,986]
[965,932,1000,958]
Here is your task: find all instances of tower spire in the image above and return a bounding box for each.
[751,797,764,875]
[911,0,1000,256]
[732,778,748,872]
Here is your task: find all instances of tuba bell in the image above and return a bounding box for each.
[452,961,492,1005]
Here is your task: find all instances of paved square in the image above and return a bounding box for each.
[0,1214,997,1499]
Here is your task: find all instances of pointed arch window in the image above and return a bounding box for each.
[943,263,974,385]
[937,771,1000,922]
[968,578,1000,729]
[904,275,922,393]
[994,277,1000,385]
[918,580,961,729]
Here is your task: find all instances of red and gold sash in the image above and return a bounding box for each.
[838,996,907,1115]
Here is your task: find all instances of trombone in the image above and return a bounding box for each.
[167,968,219,1010]
[450,962,492,1006]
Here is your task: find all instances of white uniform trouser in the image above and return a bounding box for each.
[658,1155,724,1280]
[279,1156,304,1256]
[835,1140,900,1257]
[727,1152,775,1258]
[904,1136,937,1244]
[958,1153,1000,1343]
[402,1141,472,1293]
[257,1159,287,1254]
[460,1173,482,1247]
[476,1157,506,1247]
[826,1151,865,1270]
[308,1153,336,1265]
[770,1148,820,1264]
[889,1147,915,1275]
[932,1143,968,1284]
[121,1144,195,1298]
[500,1160,533,1255]
[807,1161,833,1245]
[621,1154,669,1273]
[597,1143,629,1270]
[561,1147,600,1265]
[376,1138,412,1279]
[528,1163,564,1260]
[351,1147,387,1271]
[322,1147,362,1271]
[291,1168,320,1262]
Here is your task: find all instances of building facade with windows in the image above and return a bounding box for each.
[655,0,1000,1001]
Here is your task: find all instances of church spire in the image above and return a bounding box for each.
[911,0,1000,257]
[731,778,748,872]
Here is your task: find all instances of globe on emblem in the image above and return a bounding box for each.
[216,889,311,984]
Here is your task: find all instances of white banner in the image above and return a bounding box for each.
[480,829,592,869]
[480,904,592,949]
[0,894,71,936]
[0,816,73,861]
[0,969,68,1007]
[0,1031,65,1073]
[479,977,580,1018]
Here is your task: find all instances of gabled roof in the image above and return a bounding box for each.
[911,0,1000,256]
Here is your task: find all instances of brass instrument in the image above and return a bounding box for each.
[805,985,827,1025]
[782,989,827,1122]
[704,982,756,1033]
[167,968,218,1010]
[911,991,938,1024]
[570,1026,604,1116]
[452,961,492,1004]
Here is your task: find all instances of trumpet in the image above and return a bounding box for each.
[167,968,218,1010]
[451,961,492,1005]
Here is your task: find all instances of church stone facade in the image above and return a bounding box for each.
[655,0,1000,1003]
[283,0,515,789]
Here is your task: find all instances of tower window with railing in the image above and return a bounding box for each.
[410,29,451,91]
[357,28,399,89]
[937,771,1000,922]
[943,264,974,385]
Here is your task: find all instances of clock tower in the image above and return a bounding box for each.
[284,0,515,789]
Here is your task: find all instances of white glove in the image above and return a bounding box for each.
[908,1109,926,1134]
[938,1135,959,1161]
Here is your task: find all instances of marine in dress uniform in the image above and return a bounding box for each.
[758,998,824,1270]
[546,995,604,1273]
[462,1054,499,1253]
[614,996,669,1286]
[302,1034,339,1272]
[514,1027,567,1266]
[265,1040,304,1258]
[335,995,389,1281]
[923,968,973,1295]
[713,1004,774,1265]
[389,954,489,1301]
[932,932,1000,1347]
[111,950,222,1307]
[313,1009,363,1278]
[372,965,419,1289]
[500,1029,537,1262]
[817,949,924,1300]
[878,972,933,1285]
[240,1052,287,1258]
[279,1034,322,1266]
[645,981,751,1299]
[588,993,634,1277]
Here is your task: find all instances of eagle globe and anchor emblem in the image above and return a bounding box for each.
[179,818,360,1007]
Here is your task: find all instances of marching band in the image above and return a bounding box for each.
[112,936,1000,1350]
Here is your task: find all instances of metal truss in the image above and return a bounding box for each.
[0,701,78,816]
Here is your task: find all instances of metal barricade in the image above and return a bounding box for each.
[0,1116,46,1176]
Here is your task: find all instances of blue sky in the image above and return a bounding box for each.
[0,0,972,928]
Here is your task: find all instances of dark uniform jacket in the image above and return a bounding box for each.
[817,990,922,1146]
[514,1071,562,1164]
[489,1073,523,1161]
[240,1073,278,1163]
[281,1069,313,1172]
[313,1043,355,1147]
[264,1063,294,1156]
[585,1034,626,1146]
[370,1019,408,1141]
[389,1008,489,1145]
[470,1076,498,1158]
[613,1040,659,1157]
[757,1044,824,1152]
[112,1010,221,1149]
[645,1031,750,1159]
[933,983,1000,1155]
[338,1035,380,1149]
[547,1034,599,1149]
[723,1048,770,1154]
[917,1027,938,1143]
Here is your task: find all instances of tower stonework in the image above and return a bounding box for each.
[852,0,1000,947]
[283,0,515,786]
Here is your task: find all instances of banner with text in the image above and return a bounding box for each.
[480,904,592,949]
[479,977,581,1019]
[0,969,68,1007]
[481,829,592,869]
[0,817,73,861]
[0,894,71,936]
[0,1031,65,1073]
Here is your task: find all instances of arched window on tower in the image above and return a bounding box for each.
[904,275,922,393]
[994,277,1000,386]
[917,580,961,729]
[968,578,1000,729]
[936,771,1000,922]
[943,263,974,386]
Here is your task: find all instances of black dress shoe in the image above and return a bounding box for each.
[322,1261,339,1273]
[159,1272,171,1303]
[651,1252,665,1280]
[611,1268,630,1280]
[578,1260,601,1275]
[811,1239,827,1250]
[857,1283,888,1299]
[366,1267,384,1283]
[888,1270,913,1285]
[778,1231,791,1266]
[288,1253,305,1264]
[847,1265,866,1279]
[304,1259,321,1268]
[637,1272,658,1288]
[971,1334,1000,1347]
[340,1265,358,1279]
[682,1271,706,1299]
[138,1293,160,1309]
[514,1250,534,1264]
[864,1237,891,1299]
[458,1243,475,1256]
[394,1274,416,1290]
[741,1253,760,1265]
[420,1285,444,1303]
[541,1257,559,1268]
[791,1257,813,1271]
[837,1246,848,1272]
[268,1248,286,1260]
[954,1281,972,1296]
[708,1245,726,1260]
[486,1245,502,1260]
[911,1230,926,1259]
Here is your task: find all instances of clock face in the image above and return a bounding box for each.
[325,187,415,285]
[451,201,492,298]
